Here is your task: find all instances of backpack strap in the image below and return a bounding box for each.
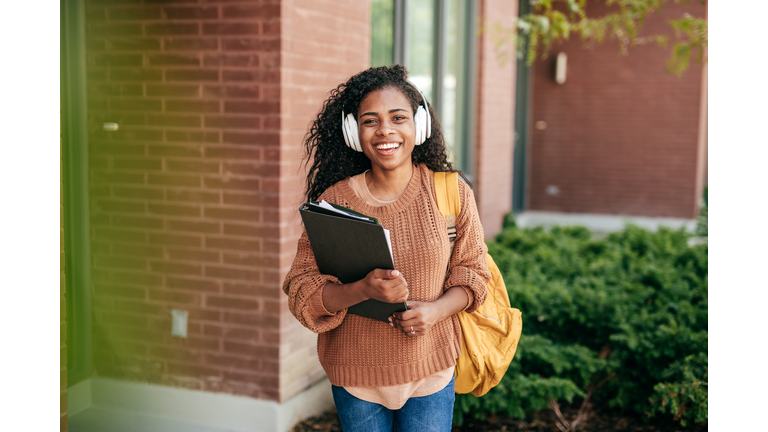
[434,171,461,243]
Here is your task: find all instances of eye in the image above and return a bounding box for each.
[393,114,408,121]
[362,118,378,125]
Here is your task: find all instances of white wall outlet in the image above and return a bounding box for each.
[546,185,560,196]
[102,122,119,131]
[171,309,188,338]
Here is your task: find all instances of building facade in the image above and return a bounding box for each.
[61,1,705,431]
[514,1,707,230]
[61,1,515,431]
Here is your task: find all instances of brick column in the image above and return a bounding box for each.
[277,0,371,402]
[85,0,284,401]
[84,0,372,404]
[694,6,708,218]
[473,0,517,237]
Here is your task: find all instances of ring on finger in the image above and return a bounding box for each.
[411,326,415,335]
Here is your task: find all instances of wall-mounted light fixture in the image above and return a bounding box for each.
[554,52,567,85]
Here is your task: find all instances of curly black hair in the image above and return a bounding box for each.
[301,64,460,201]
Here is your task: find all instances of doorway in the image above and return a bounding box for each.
[512,0,532,214]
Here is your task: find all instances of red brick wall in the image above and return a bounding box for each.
[277,0,371,401]
[527,1,707,219]
[61,117,68,432]
[474,0,517,237]
[85,0,284,401]
[84,0,370,404]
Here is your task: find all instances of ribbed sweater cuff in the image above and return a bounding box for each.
[459,286,474,312]
[307,282,338,318]
[298,274,347,333]
[446,267,487,314]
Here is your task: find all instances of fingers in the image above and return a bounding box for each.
[391,315,420,330]
[389,303,432,337]
[388,317,421,336]
[389,301,444,337]
[365,269,408,303]
[376,277,408,302]
[371,268,401,279]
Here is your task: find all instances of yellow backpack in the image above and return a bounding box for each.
[434,172,523,397]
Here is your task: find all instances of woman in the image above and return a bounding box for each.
[283,65,490,431]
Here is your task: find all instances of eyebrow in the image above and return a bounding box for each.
[359,108,409,117]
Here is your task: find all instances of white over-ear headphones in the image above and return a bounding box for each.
[341,83,432,152]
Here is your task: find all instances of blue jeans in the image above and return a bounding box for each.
[331,374,455,432]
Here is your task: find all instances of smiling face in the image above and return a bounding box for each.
[356,86,417,175]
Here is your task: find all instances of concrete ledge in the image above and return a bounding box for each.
[72,377,334,432]
[68,379,92,416]
[516,211,697,233]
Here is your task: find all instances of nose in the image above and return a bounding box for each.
[376,119,394,135]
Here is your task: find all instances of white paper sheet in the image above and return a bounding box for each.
[318,200,374,222]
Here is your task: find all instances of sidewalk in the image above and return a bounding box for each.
[70,407,242,432]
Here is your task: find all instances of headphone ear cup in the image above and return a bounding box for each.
[414,106,426,145]
[345,113,362,152]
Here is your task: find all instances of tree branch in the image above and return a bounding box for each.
[548,396,571,432]
[488,0,707,74]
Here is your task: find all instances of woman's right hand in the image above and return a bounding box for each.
[361,269,409,303]
[321,269,408,312]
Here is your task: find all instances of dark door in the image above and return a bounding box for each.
[512,0,532,214]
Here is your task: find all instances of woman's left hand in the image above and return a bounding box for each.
[389,301,446,337]
[388,287,471,337]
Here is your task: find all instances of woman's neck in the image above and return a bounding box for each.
[365,163,415,202]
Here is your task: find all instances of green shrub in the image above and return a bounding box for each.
[455,219,708,427]
[649,352,708,427]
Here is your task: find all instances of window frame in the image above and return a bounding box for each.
[372,0,478,179]
[61,0,93,386]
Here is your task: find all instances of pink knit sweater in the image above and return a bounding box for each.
[282,164,490,387]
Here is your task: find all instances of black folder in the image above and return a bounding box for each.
[299,202,408,322]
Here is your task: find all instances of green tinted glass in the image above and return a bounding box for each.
[371,0,394,67]
[407,0,435,101]
[442,0,469,167]
[369,0,475,175]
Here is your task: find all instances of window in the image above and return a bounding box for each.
[371,0,395,67]
[371,0,477,178]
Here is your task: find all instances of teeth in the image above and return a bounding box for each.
[376,143,400,150]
